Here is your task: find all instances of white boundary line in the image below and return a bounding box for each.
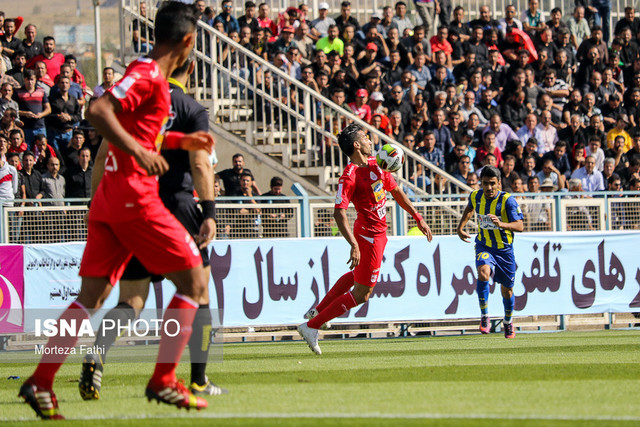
[4,412,640,422]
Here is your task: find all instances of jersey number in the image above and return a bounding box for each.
[476,252,490,261]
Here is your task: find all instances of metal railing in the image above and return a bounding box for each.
[119,0,471,197]
[3,192,639,243]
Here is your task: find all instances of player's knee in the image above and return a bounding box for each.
[477,268,491,282]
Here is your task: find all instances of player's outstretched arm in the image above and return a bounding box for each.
[456,205,474,243]
[333,208,360,270]
[87,94,169,176]
[390,187,433,241]
[189,149,216,249]
[172,130,215,154]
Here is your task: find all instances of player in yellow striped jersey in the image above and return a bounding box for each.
[456,166,524,339]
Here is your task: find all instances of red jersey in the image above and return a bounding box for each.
[26,52,66,80]
[348,103,372,123]
[335,157,397,235]
[91,57,171,222]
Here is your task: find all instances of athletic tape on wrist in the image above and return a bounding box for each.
[200,200,216,220]
[412,212,423,223]
[162,131,185,150]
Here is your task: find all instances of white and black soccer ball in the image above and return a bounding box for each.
[376,143,405,172]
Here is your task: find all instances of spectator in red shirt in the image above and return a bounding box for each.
[430,25,453,56]
[26,36,65,81]
[348,88,372,122]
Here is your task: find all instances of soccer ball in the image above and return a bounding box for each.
[376,143,405,172]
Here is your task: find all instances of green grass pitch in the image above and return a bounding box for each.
[1,330,640,426]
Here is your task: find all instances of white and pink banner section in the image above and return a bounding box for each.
[3,231,640,331]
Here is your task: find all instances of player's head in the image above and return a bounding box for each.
[480,165,501,198]
[155,1,199,52]
[337,123,371,157]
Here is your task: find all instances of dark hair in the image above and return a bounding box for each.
[23,69,36,79]
[72,128,85,137]
[240,171,253,179]
[337,123,363,156]
[555,140,567,148]
[481,165,501,180]
[22,151,35,159]
[6,152,20,161]
[608,173,621,186]
[9,129,22,138]
[232,153,244,160]
[35,133,47,142]
[270,176,283,187]
[43,36,55,43]
[64,54,77,63]
[155,1,199,45]
[551,7,562,14]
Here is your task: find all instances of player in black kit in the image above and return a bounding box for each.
[79,55,227,399]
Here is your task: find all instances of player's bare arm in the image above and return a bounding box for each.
[456,205,474,243]
[173,131,215,154]
[86,93,169,176]
[488,214,524,232]
[189,148,216,249]
[333,207,360,270]
[390,186,433,241]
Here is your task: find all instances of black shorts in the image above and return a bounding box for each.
[120,193,210,281]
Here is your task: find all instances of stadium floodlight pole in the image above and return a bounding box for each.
[93,0,102,88]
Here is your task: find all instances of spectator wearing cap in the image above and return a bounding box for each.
[335,1,360,34]
[368,91,385,114]
[316,24,344,55]
[348,89,372,122]
[539,177,558,192]
[214,0,240,34]
[361,12,386,39]
[270,25,298,55]
[238,1,260,32]
[571,155,605,191]
[393,2,416,37]
[310,2,336,42]
[356,42,382,78]
[606,115,632,151]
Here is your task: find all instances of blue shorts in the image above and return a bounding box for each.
[475,243,516,288]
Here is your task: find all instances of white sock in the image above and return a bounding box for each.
[503,318,512,324]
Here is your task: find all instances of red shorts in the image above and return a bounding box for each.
[353,232,388,287]
[79,209,202,286]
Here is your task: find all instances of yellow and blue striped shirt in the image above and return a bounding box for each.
[469,190,523,249]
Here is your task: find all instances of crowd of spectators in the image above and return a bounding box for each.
[0,10,115,209]
[205,0,640,195]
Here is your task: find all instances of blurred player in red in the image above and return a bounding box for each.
[19,2,214,419]
[298,123,433,355]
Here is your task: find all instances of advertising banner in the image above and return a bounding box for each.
[0,245,24,333]
[19,232,640,328]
